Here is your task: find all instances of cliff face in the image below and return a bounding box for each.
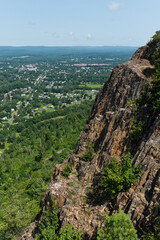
[18,43,160,240]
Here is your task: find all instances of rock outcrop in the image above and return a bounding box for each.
[18,43,160,239]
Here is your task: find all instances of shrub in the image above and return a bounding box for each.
[101,153,141,199]
[101,157,123,199]
[97,210,139,240]
[122,152,141,190]
[59,224,82,240]
[130,121,145,143]
[82,140,95,162]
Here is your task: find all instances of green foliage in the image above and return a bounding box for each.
[101,158,123,199]
[62,160,74,178]
[153,44,160,68]
[0,101,93,239]
[148,31,160,44]
[130,121,145,143]
[36,200,82,240]
[97,210,139,240]
[82,140,95,162]
[149,68,160,111]
[36,223,83,240]
[15,123,25,133]
[36,201,59,240]
[59,224,83,240]
[140,68,160,112]
[142,203,160,240]
[101,153,141,199]
[136,31,160,112]
[154,214,160,238]
[134,83,150,107]
[122,153,141,190]
[0,179,40,240]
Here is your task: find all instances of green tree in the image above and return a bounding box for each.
[149,30,160,43]
[122,153,141,190]
[0,179,39,240]
[15,123,25,133]
[101,158,123,199]
[97,210,139,240]
[101,153,141,199]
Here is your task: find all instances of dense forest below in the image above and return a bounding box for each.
[0,101,94,239]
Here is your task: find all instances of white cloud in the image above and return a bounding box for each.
[108,2,122,11]
[87,33,92,39]
[69,32,73,36]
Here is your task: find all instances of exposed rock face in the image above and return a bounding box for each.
[18,44,160,239]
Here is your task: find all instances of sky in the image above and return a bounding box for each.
[0,0,160,47]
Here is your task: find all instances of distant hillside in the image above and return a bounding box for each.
[0,46,137,58]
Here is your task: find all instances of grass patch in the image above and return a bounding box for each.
[39,115,65,124]
[86,84,103,88]
[79,83,103,89]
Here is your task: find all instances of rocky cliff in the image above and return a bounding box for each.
[18,42,160,240]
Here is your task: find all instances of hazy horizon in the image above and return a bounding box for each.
[0,45,139,47]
